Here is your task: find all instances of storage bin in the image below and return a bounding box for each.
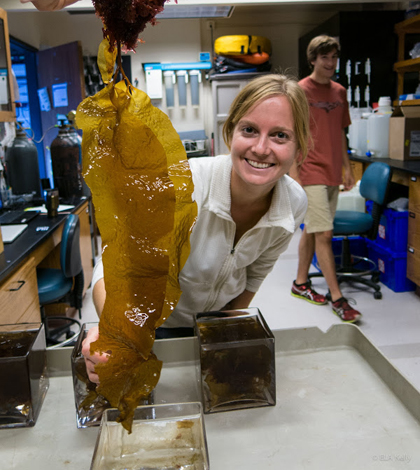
[366,239,416,292]
[366,200,408,252]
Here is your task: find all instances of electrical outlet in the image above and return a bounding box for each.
[206,21,215,31]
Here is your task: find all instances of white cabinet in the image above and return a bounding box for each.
[211,73,264,156]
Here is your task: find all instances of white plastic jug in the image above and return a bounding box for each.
[349,114,369,155]
[366,97,393,158]
[348,107,371,156]
[336,181,366,212]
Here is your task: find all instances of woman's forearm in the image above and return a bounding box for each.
[92,278,106,318]
[223,289,256,311]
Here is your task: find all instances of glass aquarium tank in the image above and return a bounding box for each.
[91,402,209,470]
[194,308,276,413]
[0,322,49,428]
[71,323,153,428]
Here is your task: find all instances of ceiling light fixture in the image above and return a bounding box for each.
[68,5,234,18]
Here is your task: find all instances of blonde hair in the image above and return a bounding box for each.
[222,73,310,161]
[307,35,340,69]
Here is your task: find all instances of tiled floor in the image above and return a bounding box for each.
[80,230,420,391]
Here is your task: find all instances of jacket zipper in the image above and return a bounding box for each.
[203,223,258,311]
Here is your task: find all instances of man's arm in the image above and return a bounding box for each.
[20,0,80,11]
[341,130,355,190]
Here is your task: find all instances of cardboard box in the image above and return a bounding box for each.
[389,106,420,161]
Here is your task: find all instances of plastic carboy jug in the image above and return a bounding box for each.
[366,97,393,158]
[348,108,371,156]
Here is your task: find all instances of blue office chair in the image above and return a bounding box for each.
[37,213,84,347]
[309,162,392,300]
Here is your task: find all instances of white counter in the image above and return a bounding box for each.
[1,325,420,470]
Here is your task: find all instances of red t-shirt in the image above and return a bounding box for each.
[298,76,351,186]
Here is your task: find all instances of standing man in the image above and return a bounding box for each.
[289,35,361,323]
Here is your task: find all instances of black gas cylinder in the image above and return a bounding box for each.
[5,127,41,196]
[50,124,83,199]
[67,126,91,197]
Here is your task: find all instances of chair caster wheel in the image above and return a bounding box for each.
[374,291,382,300]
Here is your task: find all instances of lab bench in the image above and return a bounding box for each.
[0,198,94,324]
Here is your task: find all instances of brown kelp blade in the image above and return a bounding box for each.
[76,42,196,432]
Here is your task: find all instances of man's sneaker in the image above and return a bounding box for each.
[331,297,362,323]
[291,280,328,305]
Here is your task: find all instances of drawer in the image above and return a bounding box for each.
[0,257,40,325]
[408,211,420,249]
[18,299,43,323]
[409,176,420,213]
[407,246,420,286]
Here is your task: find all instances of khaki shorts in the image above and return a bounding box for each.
[303,185,340,233]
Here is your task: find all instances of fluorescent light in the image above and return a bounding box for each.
[156,5,234,18]
[67,4,233,18]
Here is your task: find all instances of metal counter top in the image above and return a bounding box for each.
[2,325,420,469]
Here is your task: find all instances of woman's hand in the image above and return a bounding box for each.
[81,326,109,384]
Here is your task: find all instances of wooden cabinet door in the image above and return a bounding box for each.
[349,161,365,183]
[407,176,420,286]
[409,176,420,213]
[407,247,420,286]
[0,257,40,324]
[408,211,420,250]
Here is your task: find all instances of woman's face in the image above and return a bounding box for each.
[230,95,299,192]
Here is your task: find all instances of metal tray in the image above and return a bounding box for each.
[1,324,420,469]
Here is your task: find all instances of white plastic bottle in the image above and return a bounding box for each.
[366,96,393,158]
[348,107,371,156]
